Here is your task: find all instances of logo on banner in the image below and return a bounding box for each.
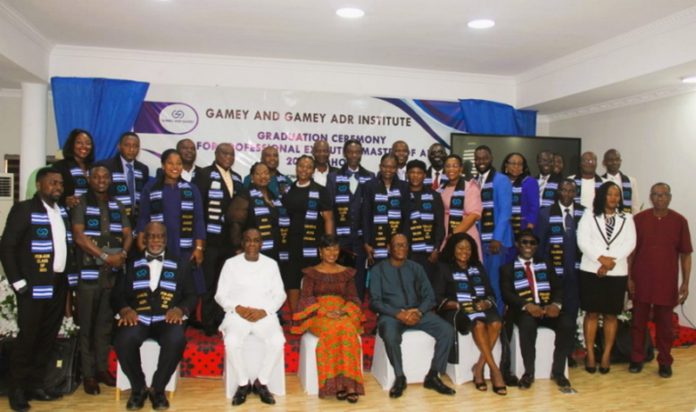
[158,103,198,134]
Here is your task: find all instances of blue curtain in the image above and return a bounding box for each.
[51,77,150,161]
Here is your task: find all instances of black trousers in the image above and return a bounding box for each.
[201,244,228,330]
[516,311,575,377]
[114,322,187,392]
[377,312,454,377]
[11,276,67,390]
[77,283,114,378]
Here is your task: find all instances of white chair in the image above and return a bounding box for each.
[446,333,502,384]
[115,339,179,401]
[298,332,363,395]
[510,325,569,378]
[371,330,435,390]
[224,334,286,398]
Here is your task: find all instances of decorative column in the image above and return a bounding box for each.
[19,82,47,200]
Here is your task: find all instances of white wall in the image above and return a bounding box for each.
[548,90,696,324]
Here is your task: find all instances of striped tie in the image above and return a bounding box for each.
[605,215,615,239]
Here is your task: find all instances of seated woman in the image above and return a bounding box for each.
[291,235,365,403]
[433,232,506,395]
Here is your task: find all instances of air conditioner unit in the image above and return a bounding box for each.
[0,173,14,235]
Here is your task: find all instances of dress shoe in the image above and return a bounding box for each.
[389,375,407,398]
[584,359,597,374]
[27,388,62,401]
[253,380,276,405]
[96,370,116,387]
[126,388,149,410]
[9,388,30,412]
[503,373,519,386]
[628,361,643,373]
[658,364,673,378]
[83,377,100,395]
[551,373,572,389]
[149,390,170,410]
[518,373,534,389]
[231,384,251,406]
[423,373,456,396]
[599,366,610,374]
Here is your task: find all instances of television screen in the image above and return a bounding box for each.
[450,133,582,177]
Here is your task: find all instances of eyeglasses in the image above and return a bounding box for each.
[519,239,538,246]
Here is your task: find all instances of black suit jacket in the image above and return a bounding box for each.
[500,258,562,315]
[192,163,246,242]
[360,176,411,248]
[99,155,150,220]
[52,158,88,205]
[111,251,196,317]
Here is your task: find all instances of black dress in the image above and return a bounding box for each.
[282,181,332,289]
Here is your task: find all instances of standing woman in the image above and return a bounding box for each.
[137,149,206,293]
[283,155,334,314]
[440,154,482,259]
[577,181,636,374]
[502,153,540,263]
[433,232,506,395]
[53,128,95,208]
[291,235,364,403]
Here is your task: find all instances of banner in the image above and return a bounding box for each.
[133,85,467,177]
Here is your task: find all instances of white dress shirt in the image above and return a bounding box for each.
[397,166,407,182]
[215,254,286,316]
[313,166,330,187]
[577,212,636,276]
[604,172,641,214]
[146,253,164,291]
[519,257,540,304]
[560,202,574,231]
[43,200,67,273]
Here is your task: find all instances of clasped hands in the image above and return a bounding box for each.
[525,303,560,319]
[326,309,346,319]
[235,305,267,322]
[597,255,616,277]
[396,308,422,326]
[117,307,185,326]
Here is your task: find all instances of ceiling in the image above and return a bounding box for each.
[4,0,696,75]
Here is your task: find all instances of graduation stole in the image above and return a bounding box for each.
[111,164,145,216]
[79,193,125,282]
[512,260,552,305]
[132,257,179,324]
[423,169,449,188]
[301,186,321,259]
[205,169,228,236]
[69,163,89,197]
[333,174,352,238]
[479,169,497,243]
[441,178,466,235]
[602,172,632,213]
[150,181,196,250]
[574,175,603,205]
[539,174,560,208]
[409,190,436,253]
[249,188,290,261]
[547,203,584,277]
[29,205,74,298]
[510,175,532,236]
[372,181,403,260]
[452,265,486,321]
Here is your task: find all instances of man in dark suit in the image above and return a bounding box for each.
[536,150,564,208]
[176,138,205,182]
[99,132,150,225]
[112,221,196,410]
[423,143,448,189]
[1,167,76,411]
[192,143,246,336]
[501,230,574,390]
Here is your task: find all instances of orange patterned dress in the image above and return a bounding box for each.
[291,267,365,397]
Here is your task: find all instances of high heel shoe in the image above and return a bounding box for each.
[492,385,507,396]
[599,365,611,374]
[584,359,597,374]
[472,365,487,391]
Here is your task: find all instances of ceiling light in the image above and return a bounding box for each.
[681,75,696,84]
[468,19,495,29]
[336,7,365,19]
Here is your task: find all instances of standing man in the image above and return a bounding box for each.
[243,146,291,197]
[326,139,375,299]
[71,165,132,394]
[568,151,603,209]
[602,149,641,214]
[391,140,410,181]
[473,145,513,312]
[176,138,203,182]
[370,234,456,398]
[216,228,286,406]
[193,143,246,336]
[536,150,563,208]
[112,222,196,410]
[1,167,75,411]
[100,132,150,225]
[628,183,692,378]
[311,140,337,186]
[552,153,565,177]
[424,143,448,189]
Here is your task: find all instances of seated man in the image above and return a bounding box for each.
[369,234,455,398]
[112,222,196,411]
[500,230,574,390]
[215,228,286,406]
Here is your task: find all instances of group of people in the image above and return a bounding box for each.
[0,128,691,411]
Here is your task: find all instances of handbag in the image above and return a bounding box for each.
[44,336,81,395]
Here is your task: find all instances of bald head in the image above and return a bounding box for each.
[312,140,331,168]
[603,148,622,175]
[261,146,279,172]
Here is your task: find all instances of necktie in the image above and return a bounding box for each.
[524,261,536,302]
[126,163,136,207]
[564,208,574,232]
[432,171,440,190]
[605,215,615,239]
[146,254,163,262]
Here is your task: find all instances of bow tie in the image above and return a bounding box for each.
[146,254,164,262]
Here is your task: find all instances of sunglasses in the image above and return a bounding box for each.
[519,239,538,246]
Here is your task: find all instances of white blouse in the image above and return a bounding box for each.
[577,212,636,276]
